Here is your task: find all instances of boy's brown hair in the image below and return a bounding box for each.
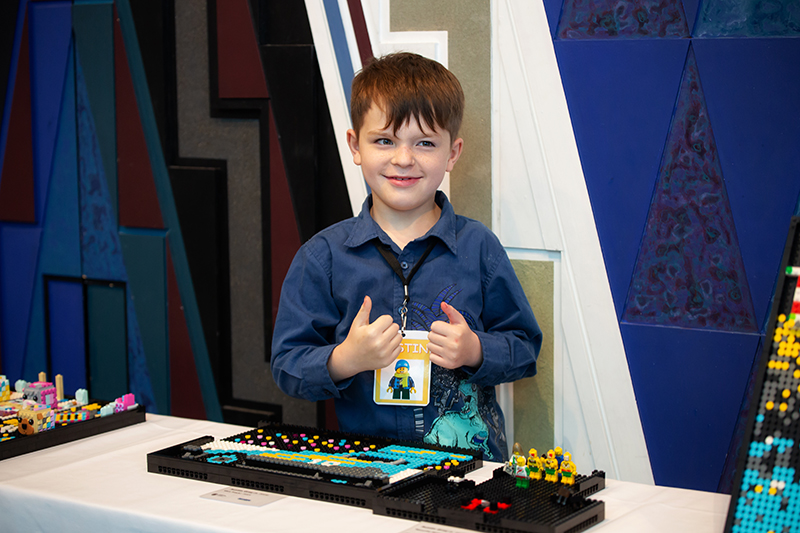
[350,52,465,142]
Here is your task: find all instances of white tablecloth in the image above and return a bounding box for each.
[0,414,731,532]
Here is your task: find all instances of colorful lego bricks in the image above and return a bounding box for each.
[148,424,605,533]
[725,217,800,533]
[148,423,482,508]
[0,373,145,460]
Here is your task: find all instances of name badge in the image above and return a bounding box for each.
[373,330,431,406]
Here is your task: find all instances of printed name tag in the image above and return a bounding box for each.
[373,330,431,406]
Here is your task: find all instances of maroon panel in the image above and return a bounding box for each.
[216,0,269,99]
[347,0,373,66]
[114,10,163,229]
[167,247,206,420]
[269,104,301,320]
[0,12,35,223]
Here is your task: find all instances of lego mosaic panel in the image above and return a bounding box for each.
[147,423,605,533]
[0,372,144,460]
[725,217,800,533]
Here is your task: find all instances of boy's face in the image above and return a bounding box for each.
[347,103,463,221]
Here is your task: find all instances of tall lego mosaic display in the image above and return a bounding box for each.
[725,217,800,532]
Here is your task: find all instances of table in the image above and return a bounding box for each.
[0,414,731,532]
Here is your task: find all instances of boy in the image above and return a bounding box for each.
[270,52,541,461]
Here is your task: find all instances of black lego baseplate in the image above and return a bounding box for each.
[147,422,605,533]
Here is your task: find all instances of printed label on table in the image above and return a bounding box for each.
[398,523,465,533]
[200,487,283,507]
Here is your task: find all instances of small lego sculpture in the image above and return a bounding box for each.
[544,450,559,483]
[527,448,543,480]
[17,404,55,435]
[513,455,531,488]
[560,452,577,485]
[386,359,416,400]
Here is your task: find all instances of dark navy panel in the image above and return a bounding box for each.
[23,46,81,378]
[621,322,761,491]
[692,39,800,329]
[73,1,117,220]
[554,39,689,317]
[87,283,127,401]
[0,225,41,380]
[46,279,86,390]
[28,1,71,221]
[119,230,168,413]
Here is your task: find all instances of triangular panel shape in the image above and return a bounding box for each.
[167,247,207,419]
[75,53,157,412]
[216,0,269,99]
[623,46,757,332]
[21,36,81,379]
[269,104,301,319]
[115,10,163,229]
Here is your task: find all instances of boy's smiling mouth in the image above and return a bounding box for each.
[386,175,421,183]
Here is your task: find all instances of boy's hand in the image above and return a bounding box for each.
[328,296,402,382]
[428,302,483,369]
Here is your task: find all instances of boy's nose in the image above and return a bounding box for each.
[391,146,414,166]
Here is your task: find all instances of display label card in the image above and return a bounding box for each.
[200,487,283,507]
[373,330,431,406]
[398,523,466,533]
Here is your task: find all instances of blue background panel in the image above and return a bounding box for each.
[22,39,81,379]
[0,225,41,379]
[47,278,86,390]
[87,283,127,401]
[120,230,168,413]
[28,1,72,222]
[553,39,690,317]
[621,323,762,491]
[692,38,800,328]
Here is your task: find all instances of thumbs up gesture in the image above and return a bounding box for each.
[328,296,403,383]
[428,302,483,369]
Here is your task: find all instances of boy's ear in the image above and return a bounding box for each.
[446,137,464,173]
[346,129,362,166]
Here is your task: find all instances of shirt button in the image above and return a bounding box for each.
[400,261,409,269]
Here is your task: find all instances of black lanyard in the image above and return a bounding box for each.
[375,239,437,333]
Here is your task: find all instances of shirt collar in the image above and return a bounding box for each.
[344,190,458,254]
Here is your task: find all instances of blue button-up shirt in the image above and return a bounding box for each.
[271,192,542,460]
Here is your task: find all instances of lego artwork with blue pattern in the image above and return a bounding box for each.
[175,425,482,488]
[725,218,800,532]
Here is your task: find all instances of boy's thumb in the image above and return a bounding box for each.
[354,295,372,326]
[441,301,465,325]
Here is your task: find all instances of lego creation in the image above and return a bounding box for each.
[148,424,605,533]
[0,372,145,460]
[724,217,800,533]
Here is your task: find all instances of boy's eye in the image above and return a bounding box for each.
[376,138,393,145]
[418,140,435,147]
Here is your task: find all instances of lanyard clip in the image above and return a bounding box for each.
[400,284,409,335]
